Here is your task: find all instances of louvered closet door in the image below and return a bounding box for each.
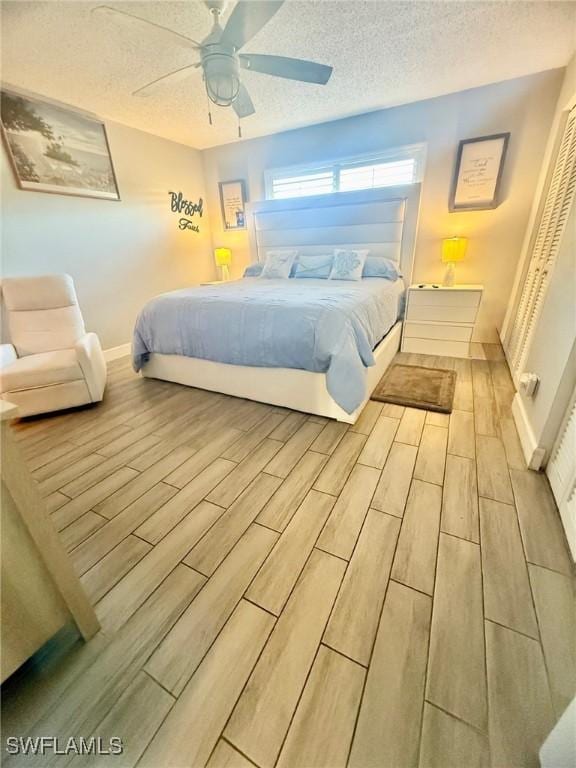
[546,390,576,560]
[506,106,576,381]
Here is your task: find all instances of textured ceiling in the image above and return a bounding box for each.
[2,1,575,149]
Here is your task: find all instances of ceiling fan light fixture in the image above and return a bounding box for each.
[204,53,240,107]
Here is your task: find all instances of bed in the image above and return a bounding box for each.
[135,184,421,423]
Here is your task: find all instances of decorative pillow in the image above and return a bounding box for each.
[293,253,333,279]
[243,263,263,277]
[260,249,298,279]
[329,249,369,281]
[363,256,401,280]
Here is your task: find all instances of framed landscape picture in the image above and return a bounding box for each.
[450,133,510,211]
[219,179,247,230]
[1,89,120,200]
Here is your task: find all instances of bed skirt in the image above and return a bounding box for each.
[140,321,402,424]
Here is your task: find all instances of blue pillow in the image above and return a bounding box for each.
[293,253,333,279]
[243,263,263,277]
[260,249,298,279]
[363,256,401,280]
[244,258,298,278]
[329,249,369,281]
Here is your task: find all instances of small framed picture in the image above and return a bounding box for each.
[450,133,510,211]
[219,179,247,230]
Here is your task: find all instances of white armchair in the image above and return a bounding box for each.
[0,274,107,417]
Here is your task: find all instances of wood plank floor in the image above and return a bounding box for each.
[3,347,575,768]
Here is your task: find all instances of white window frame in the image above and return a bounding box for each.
[264,143,426,200]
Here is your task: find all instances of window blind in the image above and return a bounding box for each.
[271,169,335,199]
[339,159,416,192]
[266,146,424,201]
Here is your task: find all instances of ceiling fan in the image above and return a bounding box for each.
[93,0,333,121]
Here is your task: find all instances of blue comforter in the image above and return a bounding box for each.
[133,277,404,413]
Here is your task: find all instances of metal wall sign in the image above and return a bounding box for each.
[169,191,203,232]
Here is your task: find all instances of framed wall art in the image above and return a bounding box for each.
[219,179,247,230]
[1,89,120,200]
[449,133,510,211]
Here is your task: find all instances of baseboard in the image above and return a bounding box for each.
[512,393,546,470]
[103,343,131,362]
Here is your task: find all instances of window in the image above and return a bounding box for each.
[265,144,425,200]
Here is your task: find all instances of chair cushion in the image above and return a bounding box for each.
[0,349,83,393]
[8,306,86,357]
[1,274,78,311]
[1,275,85,356]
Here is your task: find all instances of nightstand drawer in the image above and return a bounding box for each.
[404,322,473,342]
[408,290,481,309]
[406,305,479,323]
[402,337,471,358]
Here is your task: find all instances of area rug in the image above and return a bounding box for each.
[371,364,456,413]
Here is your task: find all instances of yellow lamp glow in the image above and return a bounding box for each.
[214,248,232,281]
[441,237,468,286]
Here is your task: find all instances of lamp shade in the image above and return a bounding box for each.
[442,237,468,263]
[214,248,232,267]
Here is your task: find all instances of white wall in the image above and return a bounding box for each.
[203,69,563,342]
[1,120,213,349]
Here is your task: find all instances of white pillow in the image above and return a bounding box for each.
[260,249,298,279]
[329,249,369,281]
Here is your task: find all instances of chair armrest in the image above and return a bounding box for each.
[0,343,17,369]
[75,333,107,402]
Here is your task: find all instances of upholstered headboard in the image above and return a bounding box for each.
[246,184,421,283]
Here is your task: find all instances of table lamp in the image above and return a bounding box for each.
[214,248,232,281]
[442,237,467,287]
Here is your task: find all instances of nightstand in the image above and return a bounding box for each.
[401,284,483,358]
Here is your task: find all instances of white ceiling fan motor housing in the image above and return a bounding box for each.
[205,0,228,14]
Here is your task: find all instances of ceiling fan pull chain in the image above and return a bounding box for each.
[238,116,242,139]
[205,86,213,126]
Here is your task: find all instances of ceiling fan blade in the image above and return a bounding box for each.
[220,0,284,51]
[233,83,256,118]
[240,54,332,84]
[92,6,201,50]
[132,64,199,97]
